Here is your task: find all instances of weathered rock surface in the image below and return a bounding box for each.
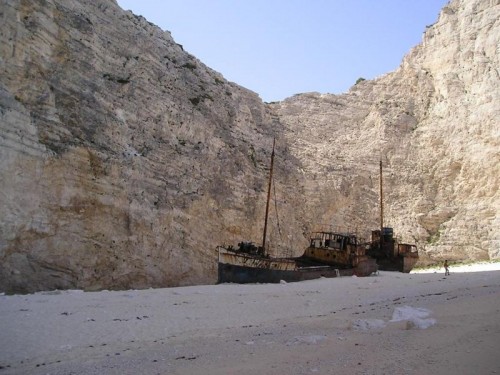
[0,0,498,293]
[272,0,499,264]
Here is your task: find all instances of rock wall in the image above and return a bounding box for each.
[0,0,498,293]
[0,0,307,293]
[272,0,499,263]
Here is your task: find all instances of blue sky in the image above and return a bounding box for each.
[116,1,449,102]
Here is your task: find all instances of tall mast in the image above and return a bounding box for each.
[261,138,275,254]
[379,160,384,235]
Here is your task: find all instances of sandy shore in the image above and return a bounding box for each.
[1,263,499,375]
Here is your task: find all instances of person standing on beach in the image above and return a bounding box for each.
[444,260,450,276]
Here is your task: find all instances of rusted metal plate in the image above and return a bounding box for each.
[218,247,297,271]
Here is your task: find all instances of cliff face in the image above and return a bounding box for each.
[0,0,306,293]
[273,0,499,263]
[0,0,498,293]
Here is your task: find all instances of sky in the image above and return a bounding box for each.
[116,1,449,102]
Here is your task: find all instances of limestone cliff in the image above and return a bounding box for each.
[0,0,498,293]
[0,0,306,293]
[272,0,499,263]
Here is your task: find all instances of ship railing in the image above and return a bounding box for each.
[310,224,360,236]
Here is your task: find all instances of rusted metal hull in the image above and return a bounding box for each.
[218,248,297,272]
[217,247,378,284]
[375,257,417,273]
[218,262,355,284]
[366,234,419,273]
[402,255,419,273]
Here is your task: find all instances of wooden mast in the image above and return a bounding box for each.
[379,160,384,237]
[261,138,275,254]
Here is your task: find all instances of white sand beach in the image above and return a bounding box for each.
[1,263,499,375]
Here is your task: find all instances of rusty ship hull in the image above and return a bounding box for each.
[374,256,419,273]
[217,231,378,284]
[217,259,356,284]
[366,228,419,273]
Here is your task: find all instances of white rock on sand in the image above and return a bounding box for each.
[1,264,499,375]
